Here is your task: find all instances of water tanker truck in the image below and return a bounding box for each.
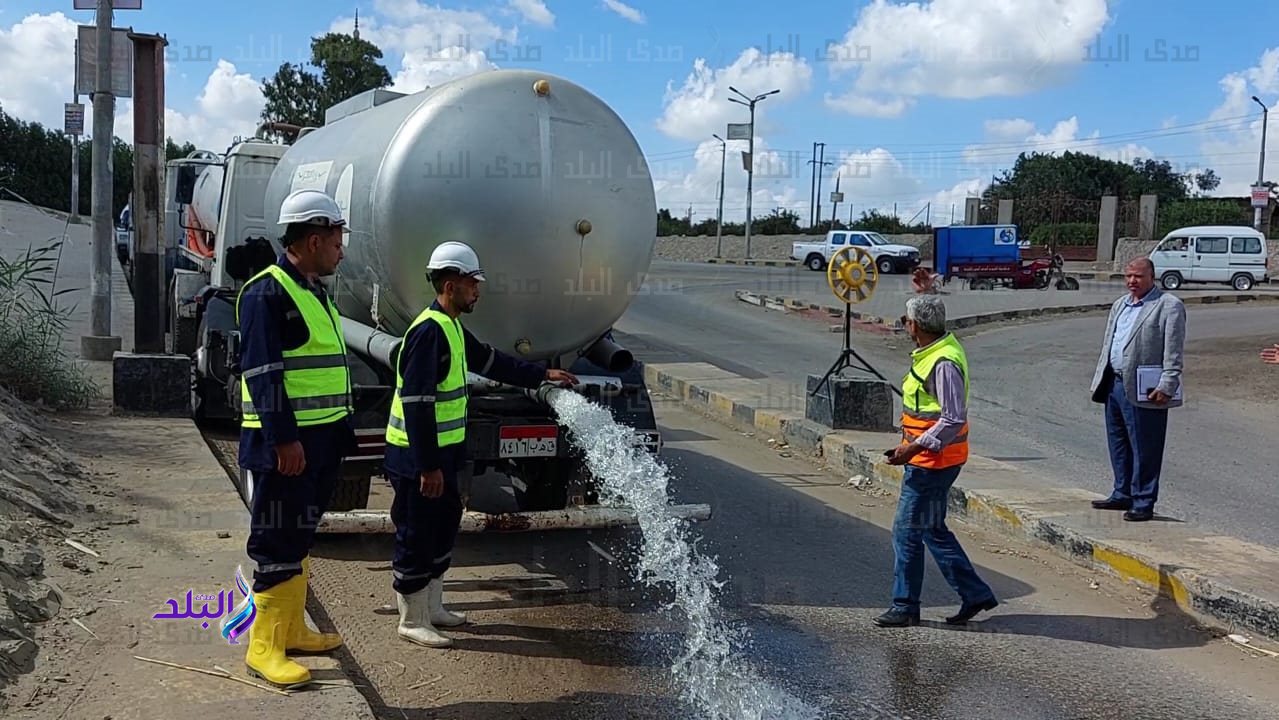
[165,70,710,532]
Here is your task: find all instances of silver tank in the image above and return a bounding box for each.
[263,69,656,363]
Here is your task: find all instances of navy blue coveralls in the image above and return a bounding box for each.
[237,254,356,593]
[385,299,546,595]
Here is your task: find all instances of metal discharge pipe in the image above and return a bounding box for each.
[581,334,633,373]
[342,317,402,370]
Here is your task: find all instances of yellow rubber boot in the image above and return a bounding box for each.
[286,557,342,654]
[244,574,312,689]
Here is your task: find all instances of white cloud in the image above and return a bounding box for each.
[651,136,809,225]
[656,47,812,141]
[509,0,555,28]
[1199,47,1279,195]
[958,116,1155,180]
[603,0,645,24]
[331,4,517,93]
[823,0,1111,116]
[113,60,265,152]
[0,12,79,130]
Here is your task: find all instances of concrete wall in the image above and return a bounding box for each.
[654,234,934,263]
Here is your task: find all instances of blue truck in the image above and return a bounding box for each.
[931,224,1078,291]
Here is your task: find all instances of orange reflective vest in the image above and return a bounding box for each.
[900,333,970,469]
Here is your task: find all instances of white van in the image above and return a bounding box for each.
[1148,225,1270,291]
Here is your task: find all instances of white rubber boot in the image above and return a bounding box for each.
[397,588,452,648]
[428,578,468,627]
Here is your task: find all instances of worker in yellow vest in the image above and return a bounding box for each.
[234,189,355,688]
[875,294,998,628]
[385,241,578,648]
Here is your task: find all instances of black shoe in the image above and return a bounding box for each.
[1091,498,1132,511]
[1123,509,1154,522]
[872,608,920,627]
[945,597,999,625]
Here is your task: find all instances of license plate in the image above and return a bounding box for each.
[499,425,558,458]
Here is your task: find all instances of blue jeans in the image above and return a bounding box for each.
[1105,376,1168,512]
[891,464,995,613]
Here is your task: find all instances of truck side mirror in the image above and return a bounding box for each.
[175,165,198,204]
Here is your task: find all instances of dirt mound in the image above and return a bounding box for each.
[0,385,89,704]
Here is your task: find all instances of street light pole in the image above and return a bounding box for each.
[1253,95,1269,231]
[729,86,779,260]
[712,133,726,258]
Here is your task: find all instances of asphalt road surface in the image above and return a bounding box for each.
[294,397,1277,718]
[617,260,1279,549]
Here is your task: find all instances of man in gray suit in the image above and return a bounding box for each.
[1088,257,1186,522]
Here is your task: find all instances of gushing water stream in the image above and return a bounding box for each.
[547,389,823,719]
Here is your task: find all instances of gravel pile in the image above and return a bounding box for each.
[0,387,88,703]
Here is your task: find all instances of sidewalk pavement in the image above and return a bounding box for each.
[643,361,1279,643]
[8,222,378,716]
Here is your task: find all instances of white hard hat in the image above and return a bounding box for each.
[277,188,346,227]
[426,241,485,281]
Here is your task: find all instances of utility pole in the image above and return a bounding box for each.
[807,143,830,230]
[83,0,122,361]
[808,142,817,227]
[713,133,726,257]
[829,172,841,225]
[1253,95,1269,231]
[131,32,168,353]
[814,143,830,228]
[70,38,81,223]
[728,85,779,259]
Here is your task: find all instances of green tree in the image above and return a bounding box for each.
[260,32,392,133]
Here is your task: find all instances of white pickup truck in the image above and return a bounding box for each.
[792,230,922,274]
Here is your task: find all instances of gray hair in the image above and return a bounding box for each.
[905,295,947,335]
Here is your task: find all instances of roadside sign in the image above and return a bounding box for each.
[726,123,751,140]
[830,191,844,203]
[74,1,142,8]
[76,25,133,97]
[740,151,751,171]
[1251,184,1270,208]
[64,103,85,135]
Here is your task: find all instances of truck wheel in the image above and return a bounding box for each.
[877,257,894,274]
[511,458,573,512]
[328,472,372,511]
[806,254,825,271]
[1231,273,1254,291]
[1160,272,1182,291]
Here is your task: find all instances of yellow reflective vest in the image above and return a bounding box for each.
[899,332,970,469]
[235,264,352,429]
[385,307,468,449]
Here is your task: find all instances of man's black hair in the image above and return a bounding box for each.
[429,268,464,295]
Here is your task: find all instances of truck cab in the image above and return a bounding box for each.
[792,230,921,274]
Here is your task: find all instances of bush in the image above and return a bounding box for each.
[1156,199,1254,238]
[0,240,99,409]
[1028,222,1096,246]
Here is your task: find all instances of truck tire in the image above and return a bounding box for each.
[328,472,372,511]
[877,257,894,274]
[511,458,574,512]
[1160,271,1182,291]
[1231,273,1254,291]
[806,254,825,271]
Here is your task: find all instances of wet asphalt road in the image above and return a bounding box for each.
[303,398,1276,719]
[617,260,1279,549]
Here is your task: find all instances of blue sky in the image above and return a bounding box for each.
[1,0,1276,224]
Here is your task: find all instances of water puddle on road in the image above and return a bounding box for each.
[548,389,823,720]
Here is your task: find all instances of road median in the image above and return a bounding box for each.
[734,288,1279,331]
[644,360,1279,642]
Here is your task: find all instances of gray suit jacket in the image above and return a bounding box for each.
[1089,287,1186,410]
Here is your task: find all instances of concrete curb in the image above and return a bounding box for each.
[644,361,1279,642]
[705,258,801,267]
[734,288,1279,332]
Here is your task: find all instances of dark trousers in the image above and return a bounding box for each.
[388,464,470,595]
[245,459,341,593]
[1105,376,1168,512]
[891,464,995,613]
